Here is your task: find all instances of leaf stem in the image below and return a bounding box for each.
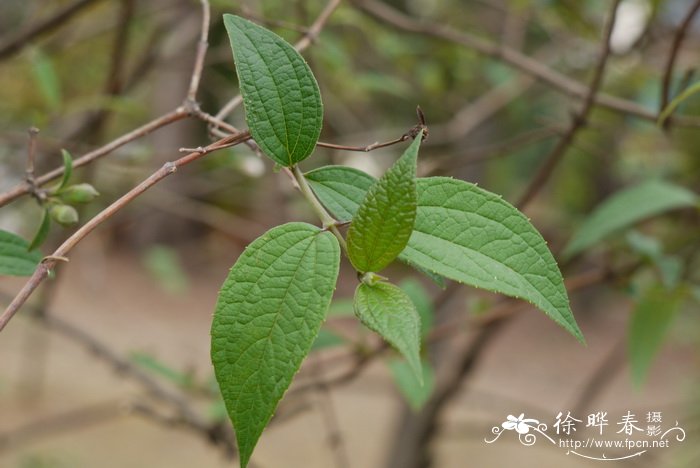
[291,165,347,252]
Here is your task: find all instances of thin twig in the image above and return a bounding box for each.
[351,0,700,128]
[0,131,251,333]
[0,108,189,207]
[25,127,40,191]
[516,0,620,210]
[659,0,700,129]
[0,0,103,60]
[185,0,211,104]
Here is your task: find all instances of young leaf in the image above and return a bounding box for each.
[28,209,51,252]
[354,282,422,383]
[403,177,584,342]
[563,180,698,258]
[306,165,446,287]
[347,132,422,272]
[29,47,62,110]
[306,166,375,222]
[388,358,435,411]
[628,284,685,387]
[56,149,73,192]
[211,222,340,468]
[0,230,43,276]
[223,14,323,166]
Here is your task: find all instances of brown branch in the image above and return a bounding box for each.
[516,0,619,210]
[0,131,251,333]
[185,0,211,104]
[350,0,700,128]
[0,108,189,207]
[659,0,700,128]
[0,0,103,60]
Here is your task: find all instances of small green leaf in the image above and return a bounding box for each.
[223,14,323,166]
[354,282,422,383]
[629,285,685,387]
[658,81,700,125]
[56,149,73,192]
[211,222,340,468]
[306,166,376,222]
[388,358,435,411]
[130,352,194,389]
[563,180,698,258]
[0,230,43,276]
[28,209,51,252]
[403,177,583,342]
[347,132,422,272]
[399,278,433,337]
[311,328,345,351]
[142,245,189,294]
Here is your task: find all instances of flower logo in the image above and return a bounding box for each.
[502,414,540,434]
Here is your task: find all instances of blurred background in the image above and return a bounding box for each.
[0,0,699,467]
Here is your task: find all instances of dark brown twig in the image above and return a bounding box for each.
[516,0,620,210]
[659,0,700,128]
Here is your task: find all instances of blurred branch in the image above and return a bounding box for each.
[0,130,251,333]
[516,0,619,210]
[351,0,700,128]
[659,0,700,129]
[0,0,103,60]
[186,0,211,104]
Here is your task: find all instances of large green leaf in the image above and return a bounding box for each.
[211,222,340,468]
[563,180,698,258]
[223,14,323,166]
[628,285,685,387]
[354,282,422,383]
[346,133,421,272]
[404,177,583,342]
[0,230,43,276]
[307,167,580,340]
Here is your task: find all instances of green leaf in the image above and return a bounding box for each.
[0,230,43,276]
[306,166,376,222]
[658,80,700,126]
[563,180,698,258]
[399,278,433,337]
[311,328,345,351]
[347,132,422,272]
[211,222,340,468]
[306,164,445,287]
[130,352,194,389]
[29,47,61,110]
[403,177,583,342]
[28,209,51,252]
[628,285,685,387]
[142,245,189,294]
[388,358,435,411]
[55,149,73,192]
[223,14,323,166]
[354,282,422,383]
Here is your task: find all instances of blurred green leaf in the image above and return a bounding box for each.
[130,352,193,388]
[388,358,435,411]
[564,180,699,258]
[142,245,189,294]
[629,284,685,387]
[658,81,700,125]
[28,209,51,252]
[29,48,61,110]
[399,278,433,337]
[311,328,345,351]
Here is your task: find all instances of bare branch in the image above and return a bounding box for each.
[185,0,211,104]
[516,0,620,210]
[0,131,251,332]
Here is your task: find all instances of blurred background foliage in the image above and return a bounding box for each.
[1,0,699,467]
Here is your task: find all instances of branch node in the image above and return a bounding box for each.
[163,161,178,173]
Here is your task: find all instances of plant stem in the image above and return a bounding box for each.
[291,165,347,252]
